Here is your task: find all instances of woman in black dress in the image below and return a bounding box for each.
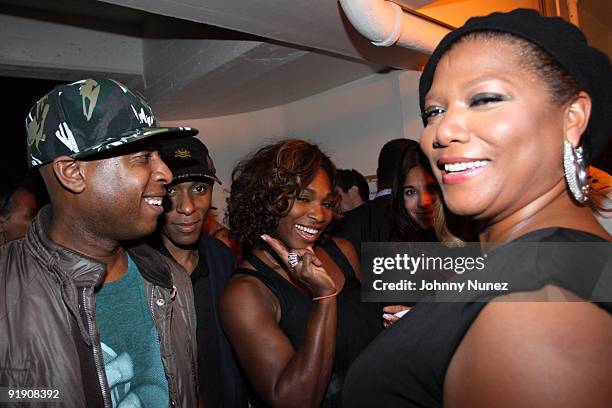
[220,139,381,407]
[344,9,612,407]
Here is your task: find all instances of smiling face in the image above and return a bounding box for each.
[161,180,212,248]
[420,37,568,222]
[403,165,439,230]
[275,168,334,249]
[85,147,172,241]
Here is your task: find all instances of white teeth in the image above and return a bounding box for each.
[295,224,319,235]
[144,197,163,206]
[444,160,489,173]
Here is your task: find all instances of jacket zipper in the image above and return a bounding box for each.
[149,286,176,408]
[82,287,112,408]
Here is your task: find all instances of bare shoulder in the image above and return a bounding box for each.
[331,236,357,256]
[220,271,278,318]
[445,289,612,408]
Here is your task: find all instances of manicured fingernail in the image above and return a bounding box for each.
[383,314,392,320]
[261,234,268,241]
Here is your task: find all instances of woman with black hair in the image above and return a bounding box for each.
[390,144,440,242]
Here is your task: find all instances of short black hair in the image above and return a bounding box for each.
[377,139,419,187]
[337,169,369,203]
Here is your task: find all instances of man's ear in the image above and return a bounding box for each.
[564,91,592,148]
[348,185,360,198]
[52,156,87,194]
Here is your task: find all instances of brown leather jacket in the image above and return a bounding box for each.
[0,206,198,407]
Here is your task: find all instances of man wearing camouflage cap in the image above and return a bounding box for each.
[0,79,198,407]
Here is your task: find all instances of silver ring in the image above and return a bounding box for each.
[287,252,303,269]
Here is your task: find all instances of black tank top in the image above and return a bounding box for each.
[343,228,612,407]
[237,239,382,407]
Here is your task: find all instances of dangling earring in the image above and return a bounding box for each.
[563,139,589,203]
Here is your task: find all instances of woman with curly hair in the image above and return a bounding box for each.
[220,139,381,407]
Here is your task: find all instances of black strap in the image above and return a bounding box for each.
[322,239,356,281]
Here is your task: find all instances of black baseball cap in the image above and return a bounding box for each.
[160,136,221,185]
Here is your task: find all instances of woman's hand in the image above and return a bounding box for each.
[382,305,412,328]
[261,234,337,297]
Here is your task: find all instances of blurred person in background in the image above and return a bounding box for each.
[336,138,417,254]
[0,179,39,245]
[335,169,369,214]
[390,144,440,242]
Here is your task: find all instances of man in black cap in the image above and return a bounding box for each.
[0,78,198,407]
[152,136,248,407]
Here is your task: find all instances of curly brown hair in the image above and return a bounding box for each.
[227,139,337,250]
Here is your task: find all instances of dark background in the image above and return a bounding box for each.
[2,76,65,186]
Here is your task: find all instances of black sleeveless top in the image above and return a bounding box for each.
[237,239,382,407]
[343,228,612,407]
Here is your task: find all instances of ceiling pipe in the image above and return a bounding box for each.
[339,0,450,54]
[566,0,580,26]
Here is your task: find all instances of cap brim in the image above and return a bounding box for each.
[72,126,199,160]
[171,172,222,185]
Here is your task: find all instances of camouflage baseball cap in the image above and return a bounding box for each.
[25,78,198,167]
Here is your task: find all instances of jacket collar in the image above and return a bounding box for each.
[128,244,174,289]
[26,205,173,290]
[26,205,106,288]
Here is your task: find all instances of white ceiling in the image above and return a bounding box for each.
[0,0,434,120]
[4,0,606,120]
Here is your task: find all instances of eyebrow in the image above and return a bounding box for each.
[462,74,514,90]
[425,74,514,105]
[301,188,333,197]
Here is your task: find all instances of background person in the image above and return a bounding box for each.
[0,180,38,245]
[382,144,442,327]
[335,169,369,214]
[221,139,381,407]
[344,9,612,407]
[153,135,248,407]
[336,138,417,255]
[390,144,440,242]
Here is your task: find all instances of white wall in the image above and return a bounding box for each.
[161,69,424,221]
